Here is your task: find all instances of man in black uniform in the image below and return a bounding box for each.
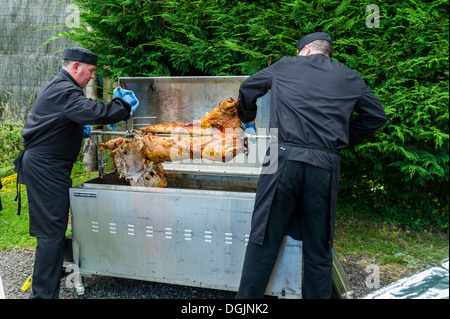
[236,32,387,299]
[13,47,135,299]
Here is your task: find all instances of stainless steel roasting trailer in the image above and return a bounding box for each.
[68,76,352,298]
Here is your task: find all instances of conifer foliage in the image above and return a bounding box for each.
[50,0,448,230]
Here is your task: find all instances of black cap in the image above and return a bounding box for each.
[295,32,332,52]
[62,47,98,66]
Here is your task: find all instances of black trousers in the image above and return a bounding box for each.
[236,160,333,299]
[29,236,66,299]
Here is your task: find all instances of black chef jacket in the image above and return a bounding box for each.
[14,69,131,237]
[239,54,387,246]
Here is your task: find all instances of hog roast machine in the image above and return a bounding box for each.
[68,76,304,298]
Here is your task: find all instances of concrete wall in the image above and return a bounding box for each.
[0,0,76,119]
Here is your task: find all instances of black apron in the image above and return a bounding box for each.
[249,140,340,247]
[14,144,73,237]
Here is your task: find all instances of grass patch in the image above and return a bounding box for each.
[334,211,449,280]
[0,190,34,249]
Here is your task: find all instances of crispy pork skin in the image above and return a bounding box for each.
[99,98,243,187]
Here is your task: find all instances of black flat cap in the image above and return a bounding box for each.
[296,32,332,52]
[63,47,98,66]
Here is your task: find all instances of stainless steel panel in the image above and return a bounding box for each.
[70,178,302,298]
[119,76,271,127]
[115,76,273,174]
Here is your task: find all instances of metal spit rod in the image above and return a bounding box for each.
[89,130,134,137]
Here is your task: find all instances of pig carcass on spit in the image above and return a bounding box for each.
[99,98,244,187]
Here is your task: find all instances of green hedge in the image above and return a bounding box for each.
[48,0,449,231]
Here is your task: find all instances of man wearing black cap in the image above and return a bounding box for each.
[13,47,135,299]
[236,32,387,299]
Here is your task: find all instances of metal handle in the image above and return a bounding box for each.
[89,130,133,137]
[244,134,271,140]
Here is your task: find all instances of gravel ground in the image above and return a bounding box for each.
[0,248,410,299]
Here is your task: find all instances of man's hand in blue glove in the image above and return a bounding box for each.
[113,87,140,115]
[107,123,117,131]
[242,122,257,143]
[83,125,91,139]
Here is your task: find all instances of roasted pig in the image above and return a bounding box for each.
[100,98,243,187]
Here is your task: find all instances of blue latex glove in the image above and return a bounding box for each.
[108,87,140,131]
[242,122,257,143]
[242,122,256,135]
[113,87,139,115]
[82,125,91,139]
